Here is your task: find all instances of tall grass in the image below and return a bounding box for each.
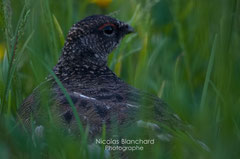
[0,0,240,158]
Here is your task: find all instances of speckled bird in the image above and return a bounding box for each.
[18,15,181,139]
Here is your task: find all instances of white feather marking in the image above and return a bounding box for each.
[34,125,44,138]
[137,120,160,130]
[126,103,139,108]
[73,92,96,100]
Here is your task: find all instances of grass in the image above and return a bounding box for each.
[0,0,240,158]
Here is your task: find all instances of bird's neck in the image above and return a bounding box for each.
[52,40,118,83]
[54,51,114,80]
[54,55,105,76]
[64,40,108,65]
[53,58,120,86]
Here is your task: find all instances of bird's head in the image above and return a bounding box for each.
[62,15,134,66]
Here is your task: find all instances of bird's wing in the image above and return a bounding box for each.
[18,78,183,137]
[125,86,183,128]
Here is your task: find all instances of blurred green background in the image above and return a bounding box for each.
[0,0,240,158]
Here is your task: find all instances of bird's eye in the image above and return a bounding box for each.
[103,26,114,35]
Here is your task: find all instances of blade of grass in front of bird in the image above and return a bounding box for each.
[42,62,89,154]
[200,34,218,111]
[44,64,89,157]
[43,64,84,134]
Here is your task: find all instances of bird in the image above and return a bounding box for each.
[18,15,182,140]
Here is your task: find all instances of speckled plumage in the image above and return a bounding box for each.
[18,15,181,138]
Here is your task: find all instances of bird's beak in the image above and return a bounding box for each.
[125,24,135,34]
[122,23,135,35]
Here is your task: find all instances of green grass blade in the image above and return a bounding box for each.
[0,5,30,113]
[52,14,65,47]
[42,63,86,138]
[200,34,218,110]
